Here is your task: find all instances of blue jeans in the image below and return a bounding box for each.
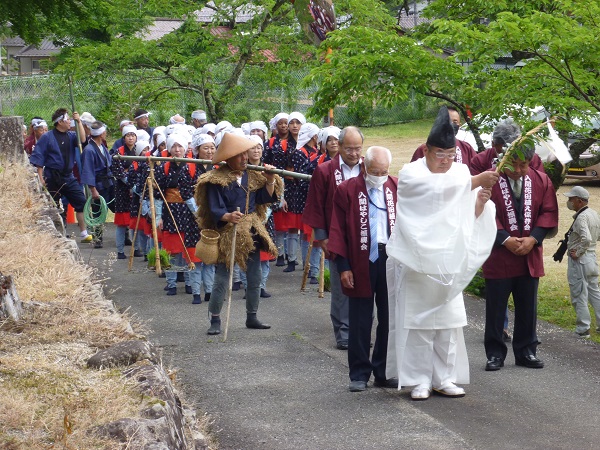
[115,225,127,253]
[166,253,189,289]
[301,238,321,278]
[209,251,262,316]
[261,260,270,289]
[200,263,215,294]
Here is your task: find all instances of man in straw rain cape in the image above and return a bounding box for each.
[385,106,499,401]
[195,133,283,335]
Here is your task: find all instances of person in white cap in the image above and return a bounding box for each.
[264,112,290,266]
[194,133,283,334]
[111,124,138,259]
[562,186,600,338]
[315,126,341,167]
[81,121,115,249]
[154,133,204,302]
[169,114,186,125]
[110,119,134,154]
[199,123,217,137]
[191,110,208,128]
[25,118,49,155]
[282,122,319,276]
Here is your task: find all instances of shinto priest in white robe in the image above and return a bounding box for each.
[385,158,496,387]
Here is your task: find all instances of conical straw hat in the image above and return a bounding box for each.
[212,132,256,163]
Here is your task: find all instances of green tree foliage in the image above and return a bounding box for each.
[307,0,600,153]
[53,0,321,123]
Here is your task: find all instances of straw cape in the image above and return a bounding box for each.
[194,165,283,270]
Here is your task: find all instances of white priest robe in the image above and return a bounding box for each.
[385,159,497,387]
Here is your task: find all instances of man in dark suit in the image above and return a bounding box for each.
[329,146,399,391]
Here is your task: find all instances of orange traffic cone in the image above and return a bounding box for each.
[66,204,76,224]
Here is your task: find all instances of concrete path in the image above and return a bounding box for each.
[78,224,600,450]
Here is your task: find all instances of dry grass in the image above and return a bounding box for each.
[0,162,145,449]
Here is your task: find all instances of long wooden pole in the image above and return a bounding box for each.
[318,250,325,299]
[128,180,148,271]
[112,155,312,181]
[147,160,162,276]
[300,233,314,291]
[223,207,241,343]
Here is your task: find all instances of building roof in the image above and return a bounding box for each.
[139,18,183,41]
[1,36,26,47]
[15,39,60,58]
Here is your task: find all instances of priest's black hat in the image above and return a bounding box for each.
[426,106,456,149]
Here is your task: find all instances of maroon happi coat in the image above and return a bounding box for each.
[482,168,558,279]
[328,175,398,298]
[302,153,363,239]
[410,139,477,167]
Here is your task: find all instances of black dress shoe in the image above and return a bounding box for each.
[373,378,399,388]
[309,277,318,285]
[260,288,271,298]
[515,354,544,369]
[134,249,144,257]
[336,342,348,350]
[185,285,193,294]
[485,356,504,371]
[349,380,367,392]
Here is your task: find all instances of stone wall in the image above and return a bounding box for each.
[0,116,27,162]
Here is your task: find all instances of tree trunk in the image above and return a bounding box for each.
[0,273,23,321]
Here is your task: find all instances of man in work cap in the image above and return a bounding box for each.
[194,133,284,335]
[562,186,600,339]
[191,110,208,128]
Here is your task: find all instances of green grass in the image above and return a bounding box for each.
[363,119,433,140]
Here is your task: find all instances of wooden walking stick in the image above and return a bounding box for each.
[147,160,162,275]
[128,180,148,271]
[223,207,241,343]
[301,232,314,291]
[318,249,325,298]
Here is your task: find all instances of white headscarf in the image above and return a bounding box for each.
[34,120,48,129]
[192,110,207,120]
[241,122,251,135]
[155,133,166,148]
[153,126,166,136]
[248,134,264,148]
[249,121,268,135]
[135,129,151,143]
[199,123,216,135]
[318,126,341,148]
[122,125,137,136]
[288,111,306,125]
[270,113,289,131]
[169,114,186,125]
[135,140,150,156]
[296,123,320,149]
[192,133,215,149]
[167,133,189,153]
[215,121,233,135]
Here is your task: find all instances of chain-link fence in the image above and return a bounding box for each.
[0,71,438,132]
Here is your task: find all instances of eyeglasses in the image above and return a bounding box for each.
[435,152,456,160]
[344,146,362,153]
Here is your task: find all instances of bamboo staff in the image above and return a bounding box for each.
[495,120,552,173]
[113,155,312,181]
[318,250,325,298]
[147,160,162,275]
[300,233,314,291]
[223,207,241,343]
[128,180,148,271]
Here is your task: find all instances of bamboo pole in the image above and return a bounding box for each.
[112,155,312,181]
[300,233,314,291]
[223,207,241,343]
[147,160,162,276]
[128,179,148,271]
[318,250,325,298]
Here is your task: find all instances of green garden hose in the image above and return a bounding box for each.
[83,196,109,228]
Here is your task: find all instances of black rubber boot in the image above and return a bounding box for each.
[246,313,271,329]
[207,317,221,335]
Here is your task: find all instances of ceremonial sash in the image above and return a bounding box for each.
[499,175,533,233]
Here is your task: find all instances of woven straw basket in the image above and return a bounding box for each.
[195,229,220,264]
